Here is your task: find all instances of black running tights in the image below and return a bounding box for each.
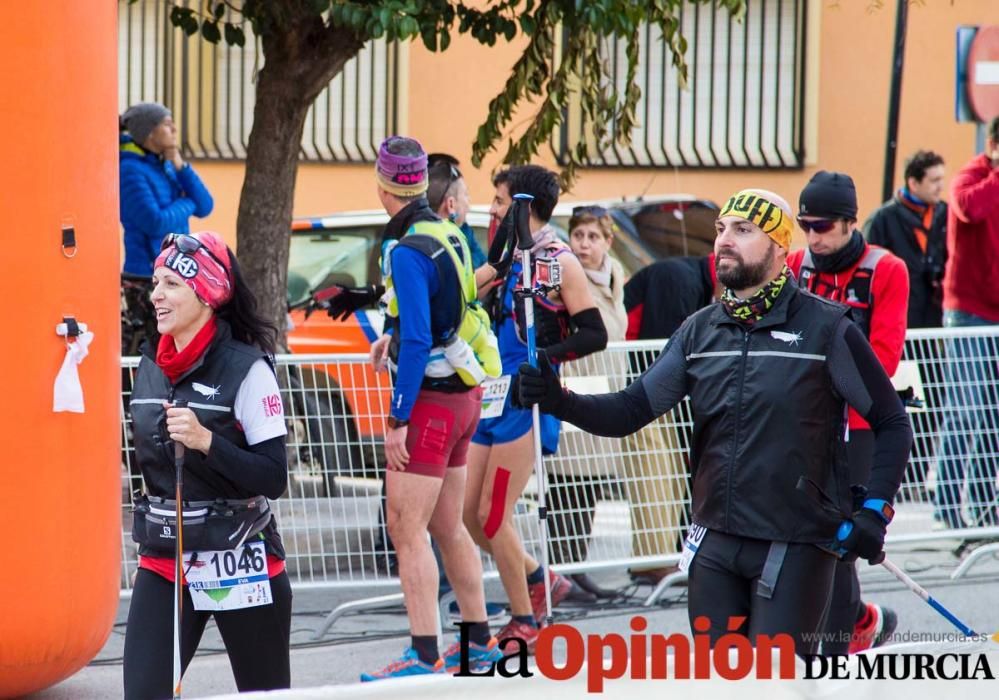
[123,568,292,700]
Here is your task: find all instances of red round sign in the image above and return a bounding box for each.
[968,25,999,122]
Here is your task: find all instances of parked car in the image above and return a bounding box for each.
[283,195,719,493]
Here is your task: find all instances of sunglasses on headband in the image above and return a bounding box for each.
[571,205,608,218]
[161,233,228,270]
[428,159,462,183]
[796,217,840,234]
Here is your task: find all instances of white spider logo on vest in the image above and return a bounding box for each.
[192,382,222,400]
[770,330,803,347]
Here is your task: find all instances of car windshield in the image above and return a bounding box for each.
[287,228,378,306]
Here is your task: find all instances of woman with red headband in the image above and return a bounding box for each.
[123,231,291,699]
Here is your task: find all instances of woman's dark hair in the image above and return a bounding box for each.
[216,250,279,355]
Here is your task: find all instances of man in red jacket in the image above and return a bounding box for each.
[935,117,999,536]
[788,171,910,654]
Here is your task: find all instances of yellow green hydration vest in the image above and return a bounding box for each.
[381,220,501,387]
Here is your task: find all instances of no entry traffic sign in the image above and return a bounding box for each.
[967,25,999,122]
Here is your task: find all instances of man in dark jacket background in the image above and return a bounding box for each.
[624,255,719,341]
[864,150,947,328]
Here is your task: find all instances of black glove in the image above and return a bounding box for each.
[836,508,888,564]
[318,284,384,322]
[487,209,516,280]
[511,350,565,413]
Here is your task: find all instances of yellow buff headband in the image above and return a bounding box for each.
[718,190,793,250]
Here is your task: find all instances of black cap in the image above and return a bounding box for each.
[799,170,858,220]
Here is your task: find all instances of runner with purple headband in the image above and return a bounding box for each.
[361,136,503,681]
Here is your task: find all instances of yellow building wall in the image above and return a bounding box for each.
[190,0,994,252]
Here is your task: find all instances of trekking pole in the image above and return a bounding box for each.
[512,193,554,625]
[878,554,978,637]
[836,519,978,638]
[172,399,187,699]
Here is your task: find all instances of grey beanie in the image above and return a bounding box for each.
[122,102,171,146]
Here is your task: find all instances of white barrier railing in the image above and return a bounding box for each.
[119,329,999,595]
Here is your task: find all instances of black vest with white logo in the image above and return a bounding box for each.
[796,246,889,338]
[129,320,284,557]
[681,280,852,543]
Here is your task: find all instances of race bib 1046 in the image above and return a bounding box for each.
[184,541,272,612]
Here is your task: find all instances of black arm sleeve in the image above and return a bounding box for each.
[553,334,688,437]
[827,317,912,503]
[546,307,608,362]
[203,434,288,500]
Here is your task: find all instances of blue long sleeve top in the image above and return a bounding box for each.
[389,243,461,420]
[119,135,214,276]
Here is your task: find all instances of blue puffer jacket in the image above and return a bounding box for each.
[119,135,214,276]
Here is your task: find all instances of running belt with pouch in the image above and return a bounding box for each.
[131,493,272,553]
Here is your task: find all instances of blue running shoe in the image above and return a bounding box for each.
[360,647,444,682]
[442,635,503,673]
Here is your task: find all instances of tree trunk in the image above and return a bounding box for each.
[236,16,364,349]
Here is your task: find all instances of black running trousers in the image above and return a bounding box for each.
[687,529,837,656]
[822,429,876,654]
[123,568,293,700]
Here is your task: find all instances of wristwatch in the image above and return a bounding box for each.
[386,415,410,430]
[862,498,895,524]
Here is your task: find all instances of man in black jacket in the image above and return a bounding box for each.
[864,150,947,328]
[624,255,719,341]
[515,188,912,655]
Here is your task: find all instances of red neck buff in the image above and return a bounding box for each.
[156,316,218,384]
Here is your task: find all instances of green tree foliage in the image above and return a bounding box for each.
[133,0,744,337]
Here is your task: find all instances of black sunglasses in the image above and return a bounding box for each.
[161,233,228,270]
[571,205,608,218]
[796,217,839,234]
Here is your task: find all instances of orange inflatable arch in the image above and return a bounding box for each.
[0,3,120,696]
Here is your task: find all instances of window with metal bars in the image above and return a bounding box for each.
[118,0,400,162]
[557,0,807,169]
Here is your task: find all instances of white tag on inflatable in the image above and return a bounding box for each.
[53,331,93,413]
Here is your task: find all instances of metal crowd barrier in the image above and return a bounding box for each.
[119,330,999,610]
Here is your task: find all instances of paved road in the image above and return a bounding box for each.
[27,538,999,698]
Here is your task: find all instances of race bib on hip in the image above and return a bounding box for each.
[677,523,708,574]
[480,375,511,419]
[184,541,273,611]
